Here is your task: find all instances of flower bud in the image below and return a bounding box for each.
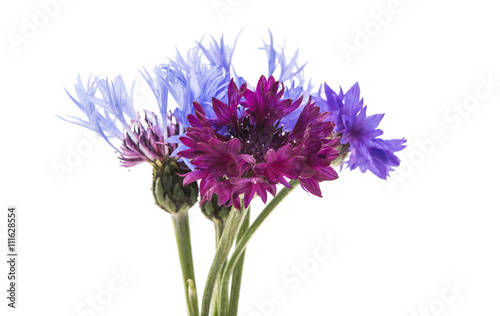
[200,194,231,223]
[152,158,198,214]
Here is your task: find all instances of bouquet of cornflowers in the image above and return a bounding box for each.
[62,31,406,315]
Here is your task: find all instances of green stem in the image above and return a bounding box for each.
[220,180,300,315]
[210,221,225,316]
[228,207,250,316]
[210,220,224,316]
[188,280,198,316]
[214,221,225,248]
[215,261,227,315]
[209,293,217,316]
[218,208,250,316]
[172,212,199,316]
[201,205,249,316]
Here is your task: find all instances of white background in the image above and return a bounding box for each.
[1,0,499,315]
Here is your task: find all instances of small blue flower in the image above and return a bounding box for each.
[346,138,407,179]
[141,64,227,133]
[60,74,137,151]
[154,63,230,167]
[259,30,312,131]
[63,34,242,169]
[315,82,406,179]
[260,30,311,93]
[141,34,244,166]
[62,74,183,167]
[196,32,241,76]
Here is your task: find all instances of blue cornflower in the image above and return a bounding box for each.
[63,34,243,169]
[315,82,406,179]
[259,30,312,131]
[142,34,244,164]
[62,74,182,167]
[60,74,137,152]
[260,30,310,90]
[196,32,241,77]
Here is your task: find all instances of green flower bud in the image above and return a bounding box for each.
[152,158,198,214]
[200,194,231,223]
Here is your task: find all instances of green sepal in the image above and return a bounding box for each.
[152,158,199,214]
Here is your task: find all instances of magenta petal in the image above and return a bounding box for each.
[177,75,342,209]
[299,178,322,197]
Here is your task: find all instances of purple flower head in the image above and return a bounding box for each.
[179,76,340,210]
[120,111,180,168]
[315,82,406,179]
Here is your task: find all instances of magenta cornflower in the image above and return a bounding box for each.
[179,76,340,209]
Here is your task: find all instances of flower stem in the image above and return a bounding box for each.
[215,261,227,315]
[172,211,199,316]
[218,207,251,316]
[211,221,225,316]
[214,221,225,248]
[201,205,249,316]
[228,207,250,316]
[220,180,300,314]
[188,279,198,316]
